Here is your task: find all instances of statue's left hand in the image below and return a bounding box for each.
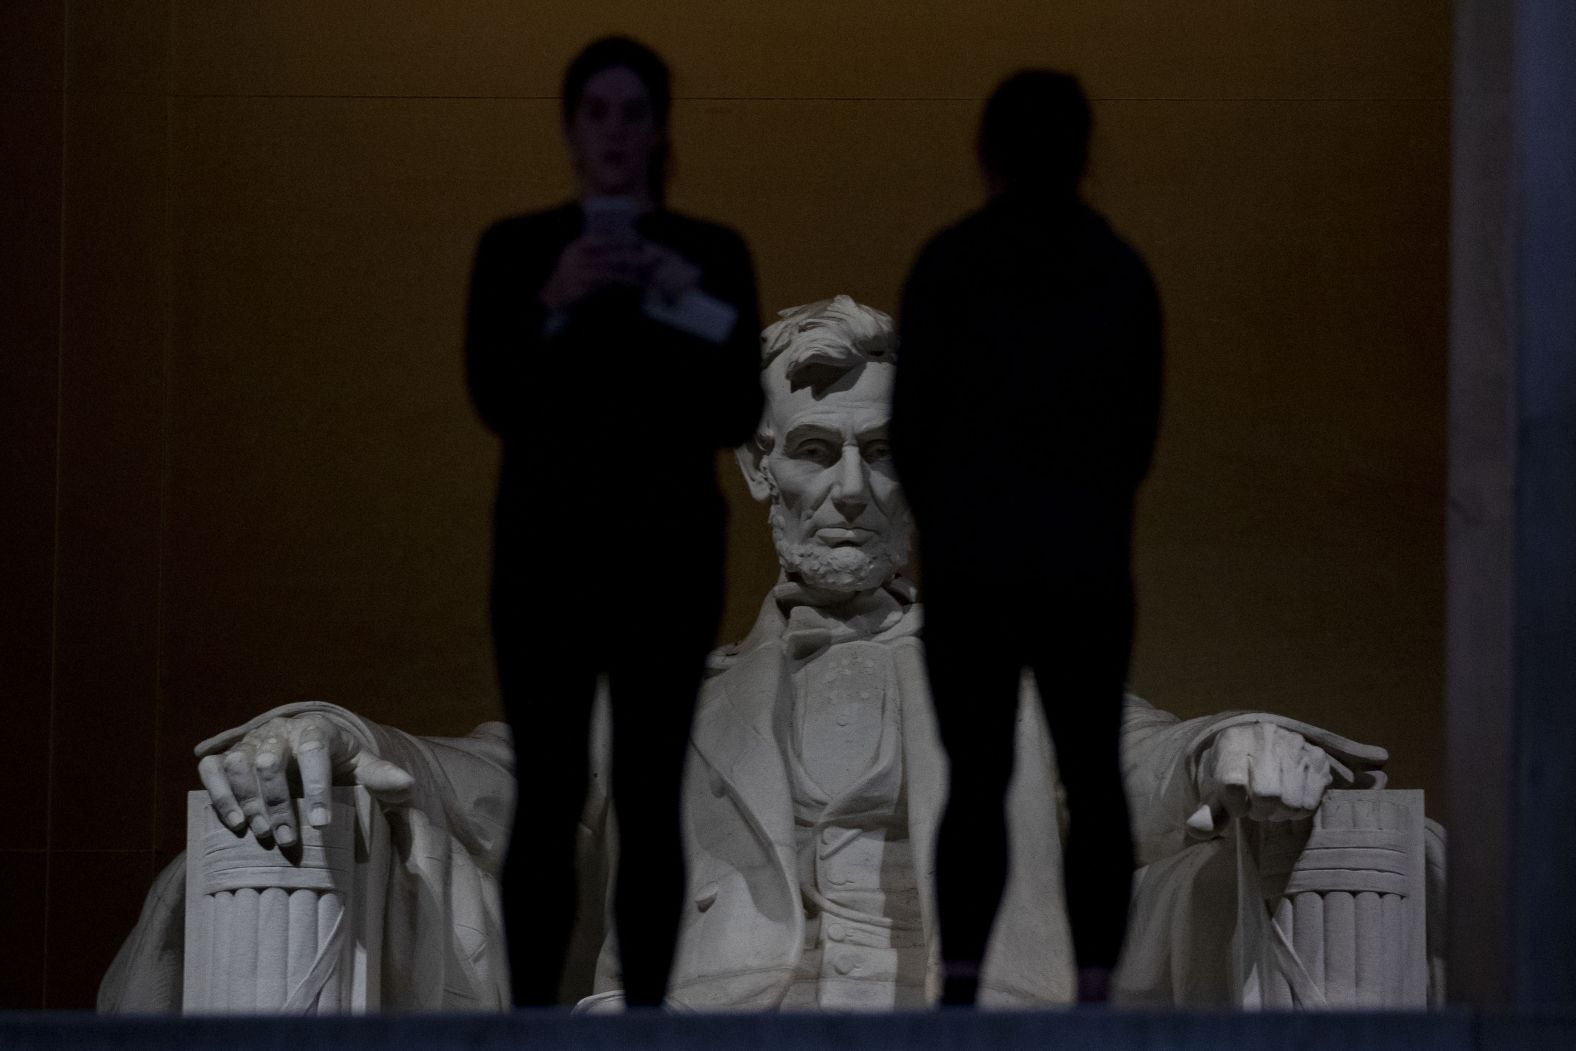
[1187,722,1352,835]
[194,713,415,846]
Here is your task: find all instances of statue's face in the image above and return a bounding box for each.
[761,361,912,593]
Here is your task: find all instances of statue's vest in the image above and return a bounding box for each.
[644,600,1077,1009]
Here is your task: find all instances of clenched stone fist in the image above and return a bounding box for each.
[1188,721,1352,834]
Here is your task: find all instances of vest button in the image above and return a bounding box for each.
[834,951,858,976]
[826,923,846,942]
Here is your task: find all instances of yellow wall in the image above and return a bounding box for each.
[1,1,1448,1006]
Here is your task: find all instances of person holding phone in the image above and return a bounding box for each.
[464,36,764,1008]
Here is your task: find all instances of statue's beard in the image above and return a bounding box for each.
[769,501,913,595]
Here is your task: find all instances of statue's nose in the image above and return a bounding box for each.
[831,446,868,521]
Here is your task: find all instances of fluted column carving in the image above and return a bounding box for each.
[183,787,386,1013]
[1247,789,1428,1008]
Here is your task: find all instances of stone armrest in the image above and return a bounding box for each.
[181,787,388,1014]
[1239,789,1430,1009]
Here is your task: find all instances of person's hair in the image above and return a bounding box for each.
[561,36,672,202]
[977,69,1091,195]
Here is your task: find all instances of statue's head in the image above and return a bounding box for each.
[737,295,912,596]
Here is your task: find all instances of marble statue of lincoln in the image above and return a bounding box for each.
[101,295,1433,1013]
[579,295,1401,1009]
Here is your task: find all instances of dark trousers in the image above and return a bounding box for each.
[492,524,721,1008]
[922,557,1137,987]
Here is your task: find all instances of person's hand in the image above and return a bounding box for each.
[195,713,414,846]
[639,242,702,302]
[539,233,645,311]
[1187,722,1351,834]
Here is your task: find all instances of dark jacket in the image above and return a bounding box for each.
[465,203,764,544]
[891,192,1163,568]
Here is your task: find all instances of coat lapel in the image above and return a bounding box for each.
[690,639,797,855]
[892,635,946,962]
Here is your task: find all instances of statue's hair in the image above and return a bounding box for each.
[759,295,895,387]
[750,296,895,458]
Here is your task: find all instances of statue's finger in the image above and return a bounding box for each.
[1278,758,1310,813]
[1247,793,1283,822]
[349,754,416,803]
[1186,802,1235,836]
[1267,746,1304,813]
[1241,772,1292,819]
[1218,781,1251,818]
[223,742,269,838]
[253,733,297,846]
[1324,751,1354,786]
[1273,801,1309,823]
[1305,753,1335,809]
[1245,749,1287,820]
[199,755,246,833]
[1250,728,1284,802]
[294,721,334,828]
[1209,731,1252,790]
[1271,747,1309,812]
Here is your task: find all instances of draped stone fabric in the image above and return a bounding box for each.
[581,584,1399,1009]
[100,703,516,1012]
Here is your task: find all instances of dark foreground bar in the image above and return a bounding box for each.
[2,1010,1574,1051]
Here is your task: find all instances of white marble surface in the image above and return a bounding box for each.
[102,297,1439,1014]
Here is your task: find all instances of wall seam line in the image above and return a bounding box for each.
[42,0,71,1011]
[150,0,175,892]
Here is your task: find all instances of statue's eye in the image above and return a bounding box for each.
[863,441,892,462]
[793,439,838,465]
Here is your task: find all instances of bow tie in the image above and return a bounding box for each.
[776,579,916,663]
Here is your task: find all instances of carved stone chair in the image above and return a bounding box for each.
[181,787,1432,1012]
[1235,789,1430,1008]
[182,788,386,1013]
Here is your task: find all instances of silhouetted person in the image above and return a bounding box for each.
[890,70,1163,1007]
[465,36,763,1007]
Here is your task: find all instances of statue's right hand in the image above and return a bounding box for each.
[195,713,414,846]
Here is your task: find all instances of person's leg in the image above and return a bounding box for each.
[603,562,720,1007]
[494,562,600,1007]
[1029,571,1136,1002]
[924,586,1023,1006]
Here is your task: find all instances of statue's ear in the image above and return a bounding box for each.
[735,437,774,503]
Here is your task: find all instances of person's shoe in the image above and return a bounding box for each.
[939,962,981,1007]
[1076,965,1113,1005]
